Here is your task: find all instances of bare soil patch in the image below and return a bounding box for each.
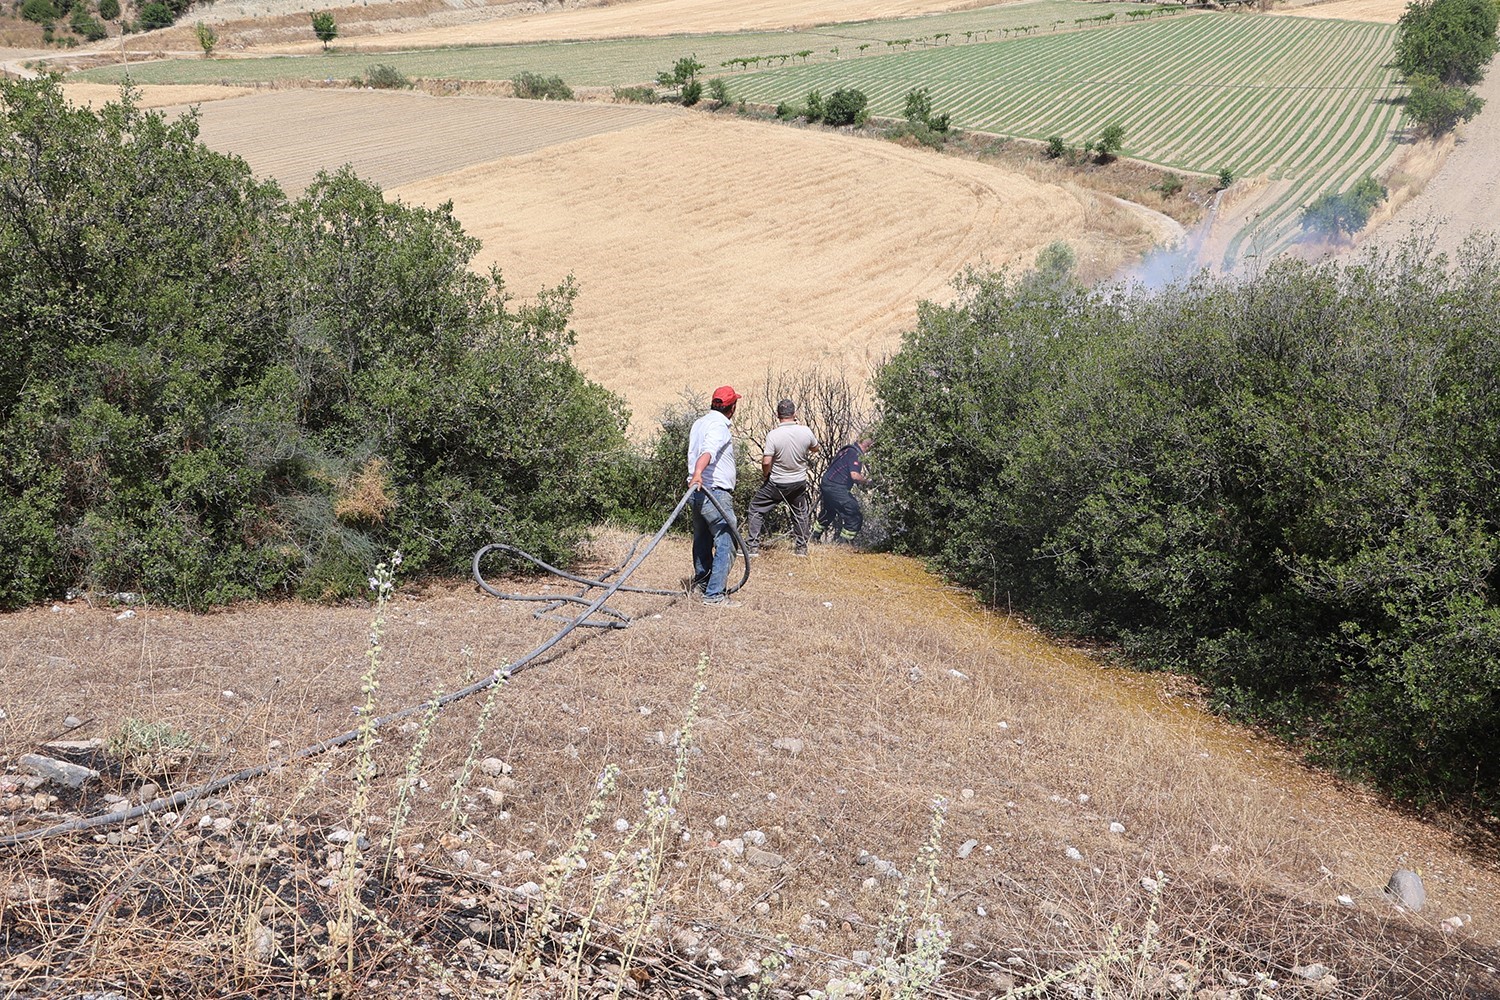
[1,537,1497,995]
[389,113,1156,425]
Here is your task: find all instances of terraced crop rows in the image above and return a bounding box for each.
[732,13,1405,261]
[76,0,1145,88]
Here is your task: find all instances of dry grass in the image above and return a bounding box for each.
[1,533,1497,996]
[59,82,258,108]
[1275,0,1407,24]
[183,0,1011,55]
[390,114,1150,426]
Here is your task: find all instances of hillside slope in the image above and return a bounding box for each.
[0,536,1495,996]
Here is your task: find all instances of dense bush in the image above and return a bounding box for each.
[512,71,573,101]
[138,0,171,28]
[70,4,106,37]
[0,78,628,607]
[1302,176,1386,237]
[1396,0,1498,85]
[612,85,657,104]
[874,246,1500,810]
[20,0,58,23]
[364,63,411,89]
[821,87,868,127]
[1405,71,1485,133]
[97,0,117,18]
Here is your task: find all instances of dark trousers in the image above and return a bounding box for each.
[746,479,812,551]
[817,483,863,539]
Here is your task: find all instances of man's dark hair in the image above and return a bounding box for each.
[777,399,796,419]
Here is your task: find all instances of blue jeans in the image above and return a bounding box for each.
[691,487,738,599]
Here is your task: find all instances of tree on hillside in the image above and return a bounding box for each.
[311,10,337,50]
[196,20,218,57]
[1406,71,1485,133]
[1092,122,1125,163]
[1301,176,1386,238]
[1396,0,1499,85]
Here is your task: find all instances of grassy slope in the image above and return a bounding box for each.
[0,536,1495,995]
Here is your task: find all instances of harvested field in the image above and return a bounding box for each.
[1277,0,1407,23]
[191,0,1020,54]
[60,82,256,108]
[388,113,1153,425]
[162,88,678,195]
[1,538,1497,996]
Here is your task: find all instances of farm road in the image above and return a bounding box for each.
[165,89,679,195]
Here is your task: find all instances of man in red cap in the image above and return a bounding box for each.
[687,385,742,607]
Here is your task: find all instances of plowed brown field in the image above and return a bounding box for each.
[389,113,1146,424]
[62,83,256,107]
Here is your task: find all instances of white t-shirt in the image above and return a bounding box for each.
[687,410,736,489]
[762,422,819,484]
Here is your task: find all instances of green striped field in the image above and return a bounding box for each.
[74,0,1149,88]
[729,13,1406,262]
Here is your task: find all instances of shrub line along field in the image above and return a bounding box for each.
[727,12,1405,261]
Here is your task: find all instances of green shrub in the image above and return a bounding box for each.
[1045,134,1067,158]
[804,88,824,122]
[1302,176,1386,237]
[680,79,703,106]
[0,78,629,608]
[822,87,868,126]
[874,245,1500,811]
[512,70,573,100]
[612,85,657,103]
[1155,172,1183,197]
[707,77,730,104]
[902,86,950,132]
[20,0,58,22]
[71,6,106,37]
[310,9,336,49]
[885,120,945,149]
[98,0,118,18]
[138,0,172,28]
[364,63,410,89]
[1217,166,1234,189]
[1405,72,1485,134]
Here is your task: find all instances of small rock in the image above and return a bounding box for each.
[713,815,729,829]
[138,782,159,803]
[1385,869,1426,911]
[772,737,804,756]
[753,901,770,915]
[1441,914,1469,934]
[1294,963,1331,982]
[115,609,136,620]
[1336,894,1355,907]
[18,754,98,789]
[613,817,629,833]
[746,846,786,869]
[1064,846,1083,861]
[956,839,979,859]
[1109,821,1126,834]
[63,716,82,729]
[479,758,511,777]
[720,838,745,857]
[1140,876,1161,893]
[742,829,767,846]
[960,788,975,801]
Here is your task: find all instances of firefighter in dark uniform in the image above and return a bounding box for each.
[814,437,872,543]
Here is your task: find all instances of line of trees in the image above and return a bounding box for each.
[874,246,1500,812]
[1397,0,1498,134]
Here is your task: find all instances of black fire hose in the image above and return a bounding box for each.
[0,483,749,848]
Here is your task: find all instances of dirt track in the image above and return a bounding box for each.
[1276,0,1406,22]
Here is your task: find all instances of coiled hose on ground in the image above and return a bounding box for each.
[0,484,749,847]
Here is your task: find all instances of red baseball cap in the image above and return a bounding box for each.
[711,385,741,406]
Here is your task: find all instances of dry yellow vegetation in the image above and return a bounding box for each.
[1276,0,1407,23]
[237,0,1006,54]
[392,113,1154,424]
[60,82,257,107]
